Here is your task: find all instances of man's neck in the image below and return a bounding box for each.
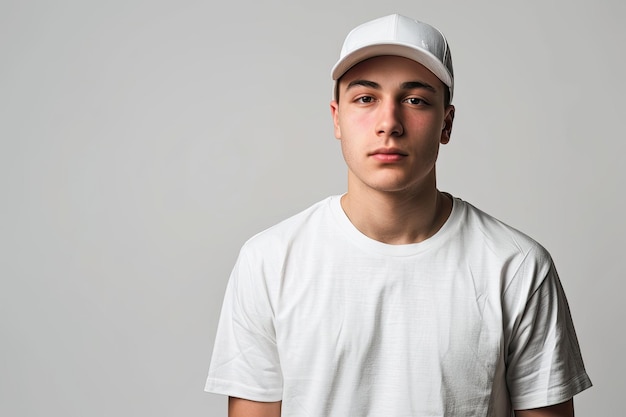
[340,187,452,245]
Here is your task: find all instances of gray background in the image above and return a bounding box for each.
[1,0,623,415]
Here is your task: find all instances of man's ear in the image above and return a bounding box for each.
[440,105,455,144]
[330,100,341,140]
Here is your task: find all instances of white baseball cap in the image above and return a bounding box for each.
[331,14,454,101]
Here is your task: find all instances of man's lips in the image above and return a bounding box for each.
[369,148,408,162]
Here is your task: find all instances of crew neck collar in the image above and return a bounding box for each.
[328,194,463,257]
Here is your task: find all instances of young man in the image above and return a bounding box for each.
[205,14,591,416]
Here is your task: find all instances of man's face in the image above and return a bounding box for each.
[330,55,454,196]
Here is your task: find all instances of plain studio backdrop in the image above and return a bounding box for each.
[1,0,623,415]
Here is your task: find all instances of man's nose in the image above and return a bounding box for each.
[375,100,403,137]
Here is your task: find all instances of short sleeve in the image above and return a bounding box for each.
[204,248,283,401]
[505,258,592,410]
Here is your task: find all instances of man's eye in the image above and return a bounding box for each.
[405,97,427,105]
[356,96,374,103]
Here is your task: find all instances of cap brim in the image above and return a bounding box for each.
[331,43,452,89]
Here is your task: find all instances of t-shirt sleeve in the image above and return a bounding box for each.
[204,248,283,401]
[505,253,592,410]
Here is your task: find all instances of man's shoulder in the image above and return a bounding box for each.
[241,196,337,252]
[454,197,551,262]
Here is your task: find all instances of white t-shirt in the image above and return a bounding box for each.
[205,195,591,416]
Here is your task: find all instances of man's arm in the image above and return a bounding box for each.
[515,398,574,417]
[229,397,281,417]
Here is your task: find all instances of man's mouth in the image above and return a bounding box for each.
[370,148,408,162]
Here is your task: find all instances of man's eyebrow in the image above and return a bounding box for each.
[346,80,381,90]
[400,81,437,93]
